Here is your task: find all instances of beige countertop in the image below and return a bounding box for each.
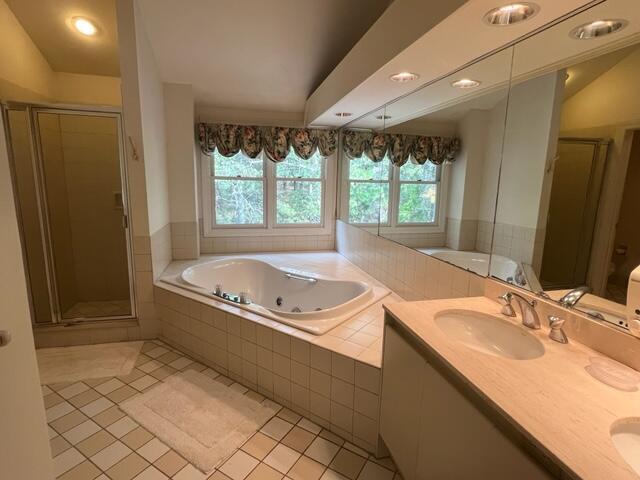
[383,296,640,480]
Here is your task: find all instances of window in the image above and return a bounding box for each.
[345,154,443,228]
[212,150,265,226]
[203,148,334,236]
[276,150,323,225]
[347,155,391,224]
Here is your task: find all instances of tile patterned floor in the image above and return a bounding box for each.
[44,340,399,480]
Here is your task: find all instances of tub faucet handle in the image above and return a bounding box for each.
[498,292,516,317]
[214,284,223,296]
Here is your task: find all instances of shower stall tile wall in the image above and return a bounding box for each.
[336,220,485,301]
[155,286,383,455]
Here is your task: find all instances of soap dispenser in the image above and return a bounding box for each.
[628,265,640,337]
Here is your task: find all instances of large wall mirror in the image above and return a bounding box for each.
[490,0,640,333]
[337,46,514,277]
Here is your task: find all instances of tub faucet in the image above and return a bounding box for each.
[558,286,591,308]
[498,291,540,330]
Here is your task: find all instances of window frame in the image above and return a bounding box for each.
[202,149,336,237]
[341,154,448,234]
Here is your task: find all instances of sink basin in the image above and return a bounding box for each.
[611,419,640,474]
[434,310,545,360]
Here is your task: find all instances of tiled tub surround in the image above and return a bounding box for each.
[200,233,335,255]
[155,252,401,453]
[336,220,485,301]
[44,339,399,480]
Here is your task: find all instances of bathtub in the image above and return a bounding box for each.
[421,249,523,284]
[162,258,388,335]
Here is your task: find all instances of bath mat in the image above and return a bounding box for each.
[120,369,279,473]
[37,341,143,385]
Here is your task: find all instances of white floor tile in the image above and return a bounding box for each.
[134,465,169,480]
[260,416,294,441]
[90,440,132,470]
[169,357,193,370]
[219,450,259,480]
[53,447,84,477]
[48,425,58,439]
[106,416,138,438]
[145,346,169,359]
[173,464,208,480]
[305,437,340,466]
[137,437,170,462]
[357,461,394,480]
[46,401,75,422]
[138,360,163,373]
[58,382,90,399]
[80,397,114,417]
[95,378,126,395]
[297,417,322,435]
[62,419,101,444]
[321,470,349,480]
[130,375,158,391]
[42,385,53,396]
[263,444,300,474]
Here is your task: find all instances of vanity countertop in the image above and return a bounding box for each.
[383,296,640,480]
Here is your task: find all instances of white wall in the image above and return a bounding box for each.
[165,83,198,224]
[497,71,564,229]
[0,0,121,105]
[135,2,170,238]
[0,106,54,480]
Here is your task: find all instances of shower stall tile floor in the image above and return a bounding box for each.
[43,340,398,480]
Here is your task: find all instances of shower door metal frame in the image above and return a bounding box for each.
[1,102,137,326]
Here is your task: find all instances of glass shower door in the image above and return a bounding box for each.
[34,110,133,321]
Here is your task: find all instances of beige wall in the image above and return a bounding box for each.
[0,0,121,105]
[0,104,54,480]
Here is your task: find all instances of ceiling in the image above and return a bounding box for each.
[5,0,120,77]
[136,0,392,113]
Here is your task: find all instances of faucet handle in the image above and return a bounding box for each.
[548,315,568,344]
[498,292,516,317]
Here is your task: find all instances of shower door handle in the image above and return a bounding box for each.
[122,215,129,229]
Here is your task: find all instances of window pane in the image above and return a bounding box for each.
[276,150,322,178]
[399,161,437,181]
[349,155,390,181]
[349,182,389,224]
[214,179,263,224]
[277,180,322,224]
[213,150,263,177]
[398,184,437,223]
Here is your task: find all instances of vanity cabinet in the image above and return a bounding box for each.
[380,320,554,480]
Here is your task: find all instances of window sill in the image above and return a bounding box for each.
[203,225,334,237]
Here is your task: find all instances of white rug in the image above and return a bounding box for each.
[37,341,143,385]
[120,369,279,473]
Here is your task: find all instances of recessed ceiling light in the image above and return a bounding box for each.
[334,112,352,117]
[375,115,392,120]
[389,72,420,83]
[569,19,628,40]
[483,3,539,26]
[451,78,482,89]
[72,17,98,36]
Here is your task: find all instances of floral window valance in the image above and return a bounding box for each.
[197,123,338,162]
[342,129,461,166]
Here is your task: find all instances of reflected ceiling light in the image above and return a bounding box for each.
[569,19,628,39]
[334,112,352,117]
[451,78,481,89]
[375,115,392,120]
[483,3,539,26]
[71,17,98,36]
[389,72,420,83]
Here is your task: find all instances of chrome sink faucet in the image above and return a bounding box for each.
[558,286,591,308]
[498,291,541,329]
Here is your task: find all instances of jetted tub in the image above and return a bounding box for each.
[421,249,522,283]
[162,258,388,335]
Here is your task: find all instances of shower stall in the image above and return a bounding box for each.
[2,103,135,325]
